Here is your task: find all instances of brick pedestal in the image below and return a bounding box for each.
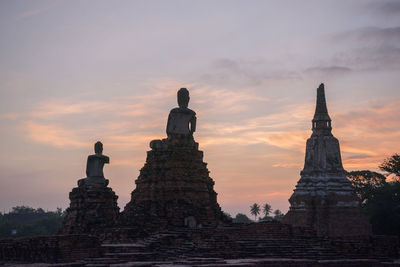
[60,183,119,235]
[122,144,226,229]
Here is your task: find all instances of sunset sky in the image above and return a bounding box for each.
[1,0,400,217]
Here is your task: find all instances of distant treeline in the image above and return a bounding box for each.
[225,203,284,224]
[0,206,65,238]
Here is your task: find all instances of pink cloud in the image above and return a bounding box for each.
[23,121,87,148]
[334,100,400,170]
[0,113,20,120]
[29,100,110,119]
[15,1,61,21]
[16,6,51,21]
[272,163,301,168]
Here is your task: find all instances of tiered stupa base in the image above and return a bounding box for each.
[282,190,371,237]
[122,140,226,229]
[281,154,372,237]
[60,179,119,235]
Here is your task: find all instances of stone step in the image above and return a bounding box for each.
[173,258,226,264]
[104,252,159,260]
[84,257,128,265]
[102,243,148,248]
[101,243,149,253]
[110,261,172,266]
[171,261,227,265]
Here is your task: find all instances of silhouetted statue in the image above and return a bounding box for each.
[78,141,109,188]
[150,88,198,149]
[86,141,110,177]
[167,88,196,137]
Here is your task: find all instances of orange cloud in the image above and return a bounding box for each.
[334,100,400,170]
[264,131,309,151]
[16,4,53,21]
[192,86,269,114]
[29,100,110,119]
[18,83,275,151]
[107,133,160,149]
[0,113,20,120]
[23,121,87,148]
[272,163,301,168]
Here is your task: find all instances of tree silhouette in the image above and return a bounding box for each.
[347,155,400,236]
[347,170,386,204]
[263,203,272,217]
[222,211,232,220]
[250,203,260,221]
[233,213,252,223]
[380,153,400,180]
[273,209,284,221]
[0,206,65,237]
[11,206,35,214]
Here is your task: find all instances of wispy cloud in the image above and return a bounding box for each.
[107,132,161,150]
[335,101,400,169]
[29,100,112,119]
[197,102,312,151]
[15,2,59,21]
[0,113,20,120]
[264,131,309,152]
[192,86,269,114]
[305,66,352,75]
[272,163,301,168]
[327,26,400,71]
[23,121,87,148]
[335,27,400,43]
[367,1,400,16]
[199,58,302,87]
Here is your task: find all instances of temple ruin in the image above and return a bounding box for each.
[60,141,119,235]
[282,83,371,237]
[122,88,227,229]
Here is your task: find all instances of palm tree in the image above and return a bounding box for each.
[263,203,272,217]
[250,203,260,221]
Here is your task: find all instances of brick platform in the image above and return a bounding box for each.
[122,145,227,230]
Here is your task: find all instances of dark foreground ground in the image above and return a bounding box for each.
[1,222,399,266]
[2,258,400,266]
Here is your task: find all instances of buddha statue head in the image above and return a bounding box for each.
[177,88,190,108]
[94,141,103,154]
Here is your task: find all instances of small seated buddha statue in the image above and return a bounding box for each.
[78,141,110,188]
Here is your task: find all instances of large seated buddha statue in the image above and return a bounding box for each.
[150,88,198,149]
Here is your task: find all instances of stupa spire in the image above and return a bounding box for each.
[312,83,331,133]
